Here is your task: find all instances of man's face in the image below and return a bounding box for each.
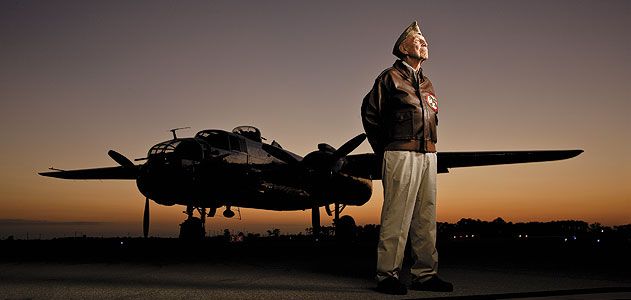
[400,33,428,60]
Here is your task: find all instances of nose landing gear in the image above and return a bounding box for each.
[179,205,206,240]
[178,205,239,239]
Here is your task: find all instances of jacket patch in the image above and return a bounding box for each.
[426,94,438,112]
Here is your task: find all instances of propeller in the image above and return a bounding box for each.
[143,197,150,238]
[301,133,366,239]
[301,133,366,172]
[109,150,149,237]
[261,134,367,167]
[332,133,367,160]
[312,205,321,241]
[108,150,134,167]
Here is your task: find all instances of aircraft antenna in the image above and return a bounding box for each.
[169,127,190,139]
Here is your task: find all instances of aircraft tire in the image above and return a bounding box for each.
[335,215,357,242]
[179,217,205,240]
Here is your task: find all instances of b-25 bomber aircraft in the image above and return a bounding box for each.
[40,126,582,239]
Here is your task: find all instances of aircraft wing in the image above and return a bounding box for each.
[436,150,583,173]
[39,166,139,180]
[344,150,583,180]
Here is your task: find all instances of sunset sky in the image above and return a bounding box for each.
[1,0,629,238]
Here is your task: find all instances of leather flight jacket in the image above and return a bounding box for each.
[361,59,439,155]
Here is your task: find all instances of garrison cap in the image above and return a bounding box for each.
[393,21,422,58]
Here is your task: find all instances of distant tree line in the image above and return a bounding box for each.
[219,218,631,245]
[438,217,598,239]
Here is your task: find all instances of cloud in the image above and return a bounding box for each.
[0,219,107,226]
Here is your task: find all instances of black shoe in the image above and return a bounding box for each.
[409,276,453,292]
[376,277,408,295]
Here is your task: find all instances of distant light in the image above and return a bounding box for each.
[601,229,604,233]
[120,241,124,245]
[564,238,568,242]
[525,234,528,238]
[465,235,469,238]
[573,236,577,240]
[472,235,475,238]
[597,239,601,243]
[453,235,457,239]
[519,234,522,238]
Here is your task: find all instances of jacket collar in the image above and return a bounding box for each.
[394,59,424,82]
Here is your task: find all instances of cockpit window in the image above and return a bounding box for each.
[149,140,181,155]
[195,131,230,150]
[148,139,203,160]
[232,126,262,142]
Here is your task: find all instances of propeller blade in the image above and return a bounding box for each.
[108,150,134,167]
[143,197,150,238]
[333,133,366,159]
[311,205,321,240]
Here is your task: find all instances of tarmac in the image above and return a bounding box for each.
[1,237,630,299]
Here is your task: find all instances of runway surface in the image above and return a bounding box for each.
[1,237,629,299]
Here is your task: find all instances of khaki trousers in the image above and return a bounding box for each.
[377,150,438,282]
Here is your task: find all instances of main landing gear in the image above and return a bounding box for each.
[312,203,357,241]
[328,203,357,241]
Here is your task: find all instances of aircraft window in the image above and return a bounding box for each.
[148,140,203,160]
[195,131,230,150]
[232,126,262,142]
[149,140,181,155]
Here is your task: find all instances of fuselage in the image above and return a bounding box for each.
[136,129,372,211]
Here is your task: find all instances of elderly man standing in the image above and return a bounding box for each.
[361,21,453,295]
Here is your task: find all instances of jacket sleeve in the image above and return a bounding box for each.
[361,77,388,155]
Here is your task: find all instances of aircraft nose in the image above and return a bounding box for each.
[173,139,204,161]
[148,138,204,162]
